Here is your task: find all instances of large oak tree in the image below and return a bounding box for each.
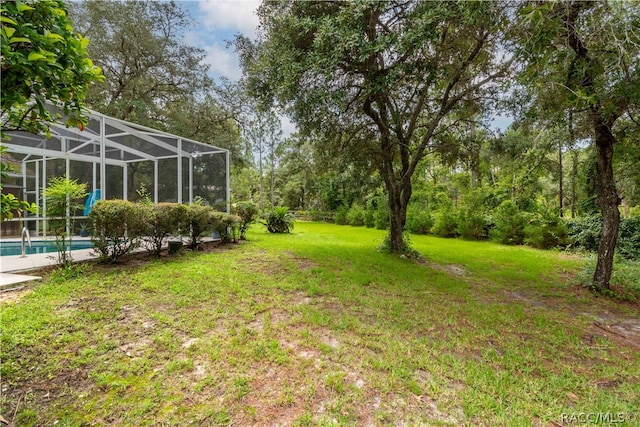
[239,0,513,251]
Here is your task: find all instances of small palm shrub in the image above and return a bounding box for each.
[232,201,259,240]
[264,206,295,233]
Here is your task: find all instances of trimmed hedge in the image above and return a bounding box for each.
[145,203,188,257]
[89,200,150,262]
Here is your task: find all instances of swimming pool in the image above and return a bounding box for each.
[0,240,94,257]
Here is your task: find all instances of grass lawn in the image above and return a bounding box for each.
[1,222,639,426]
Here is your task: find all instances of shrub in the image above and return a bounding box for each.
[334,205,349,225]
[364,203,375,228]
[566,215,639,260]
[210,211,241,243]
[185,203,214,248]
[524,202,569,249]
[491,200,527,245]
[432,210,458,238]
[456,208,489,240]
[144,203,187,257]
[617,216,640,260]
[89,200,150,262]
[525,218,569,249]
[264,206,295,233]
[456,190,491,240]
[377,230,419,258]
[232,201,259,240]
[374,199,389,230]
[347,203,366,227]
[566,216,602,252]
[405,204,433,234]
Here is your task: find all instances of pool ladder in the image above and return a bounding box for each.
[21,226,32,258]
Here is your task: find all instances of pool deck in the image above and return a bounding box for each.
[0,247,98,289]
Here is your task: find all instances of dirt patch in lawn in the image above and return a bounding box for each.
[0,287,31,305]
[284,251,319,271]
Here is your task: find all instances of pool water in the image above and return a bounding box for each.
[0,240,94,257]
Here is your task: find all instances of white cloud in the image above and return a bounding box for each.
[201,43,242,80]
[197,0,261,39]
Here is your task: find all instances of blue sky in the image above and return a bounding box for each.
[182,0,260,81]
[180,1,302,134]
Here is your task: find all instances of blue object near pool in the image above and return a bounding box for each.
[84,189,101,216]
[0,240,94,257]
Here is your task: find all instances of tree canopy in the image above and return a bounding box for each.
[239,0,514,251]
[1,0,102,137]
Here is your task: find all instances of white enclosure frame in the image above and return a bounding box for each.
[2,108,230,237]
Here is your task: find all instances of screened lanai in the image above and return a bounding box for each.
[1,108,230,237]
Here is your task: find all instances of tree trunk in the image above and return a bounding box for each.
[558,138,563,217]
[383,172,412,252]
[569,110,577,218]
[571,149,578,218]
[592,118,621,289]
[258,149,264,211]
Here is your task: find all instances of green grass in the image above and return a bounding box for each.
[1,222,639,426]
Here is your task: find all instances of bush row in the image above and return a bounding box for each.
[88,200,240,262]
[322,198,639,259]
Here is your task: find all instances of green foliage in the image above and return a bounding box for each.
[184,204,213,249]
[232,201,259,240]
[491,200,527,245]
[568,216,640,260]
[566,216,602,253]
[509,200,569,250]
[364,202,376,228]
[334,205,349,225]
[0,0,102,137]
[433,210,458,238]
[1,147,38,221]
[456,190,490,240]
[210,211,241,243]
[264,206,295,234]
[68,1,209,125]
[0,193,36,221]
[88,200,149,262]
[616,216,640,260]
[42,177,88,266]
[405,204,433,235]
[136,183,153,205]
[346,203,366,227]
[432,210,459,238]
[377,230,419,258]
[373,199,389,230]
[144,203,187,257]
